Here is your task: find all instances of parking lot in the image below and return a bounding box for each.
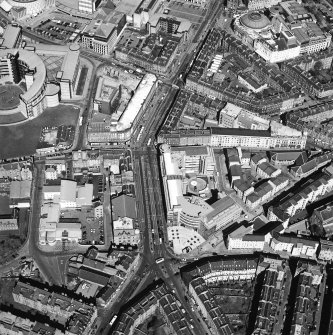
[165,1,206,24]
[61,207,105,246]
[31,18,82,43]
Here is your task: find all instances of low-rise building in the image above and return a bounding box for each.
[0,218,18,231]
[256,161,281,179]
[270,151,304,166]
[228,230,266,250]
[290,152,333,178]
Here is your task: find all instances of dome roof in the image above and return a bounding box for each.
[240,11,271,30]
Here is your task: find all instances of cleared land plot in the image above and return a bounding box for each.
[0,105,79,159]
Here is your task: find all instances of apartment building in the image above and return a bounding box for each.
[112,282,192,335]
[159,127,307,150]
[253,259,292,335]
[270,232,319,257]
[268,171,333,224]
[289,261,326,335]
[12,280,97,335]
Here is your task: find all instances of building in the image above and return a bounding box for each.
[0,310,63,335]
[12,280,97,335]
[318,239,333,262]
[112,194,139,246]
[88,73,157,144]
[281,59,333,99]
[112,282,192,335]
[188,277,233,335]
[78,0,99,13]
[270,232,319,257]
[270,151,304,166]
[160,143,234,235]
[268,172,333,225]
[247,0,282,10]
[0,42,80,124]
[227,229,266,250]
[201,196,243,232]
[1,24,21,48]
[290,152,333,178]
[132,0,160,29]
[0,49,51,120]
[81,10,126,55]
[39,202,82,246]
[6,0,54,17]
[115,31,182,75]
[309,204,333,238]
[159,127,307,150]
[181,257,258,334]
[186,30,304,115]
[0,217,18,231]
[289,260,326,335]
[253,258,292,335]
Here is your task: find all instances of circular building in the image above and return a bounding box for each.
[0,49,58,125]
[239,11,271,31]
[7,0,46,16]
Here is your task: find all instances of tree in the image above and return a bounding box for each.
[313,61,323,73]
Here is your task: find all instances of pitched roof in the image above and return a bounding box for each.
[271,151,303,162]
[112,195,137,219]
[78,267,110,286]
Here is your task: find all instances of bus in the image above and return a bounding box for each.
[155,257,165,264]
[109,315,118,327]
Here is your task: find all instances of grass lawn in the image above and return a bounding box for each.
[0,85,22,110]
[0,104,79,159]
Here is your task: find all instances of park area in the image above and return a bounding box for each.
[0,104,80,159]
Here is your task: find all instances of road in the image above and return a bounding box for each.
[1,2,225,332]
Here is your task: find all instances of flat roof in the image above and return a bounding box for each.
[210,127,271,137]
[60,180,77,203]
[2,25,20,48]
[116,73,157,131]
[61,48,80,82]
